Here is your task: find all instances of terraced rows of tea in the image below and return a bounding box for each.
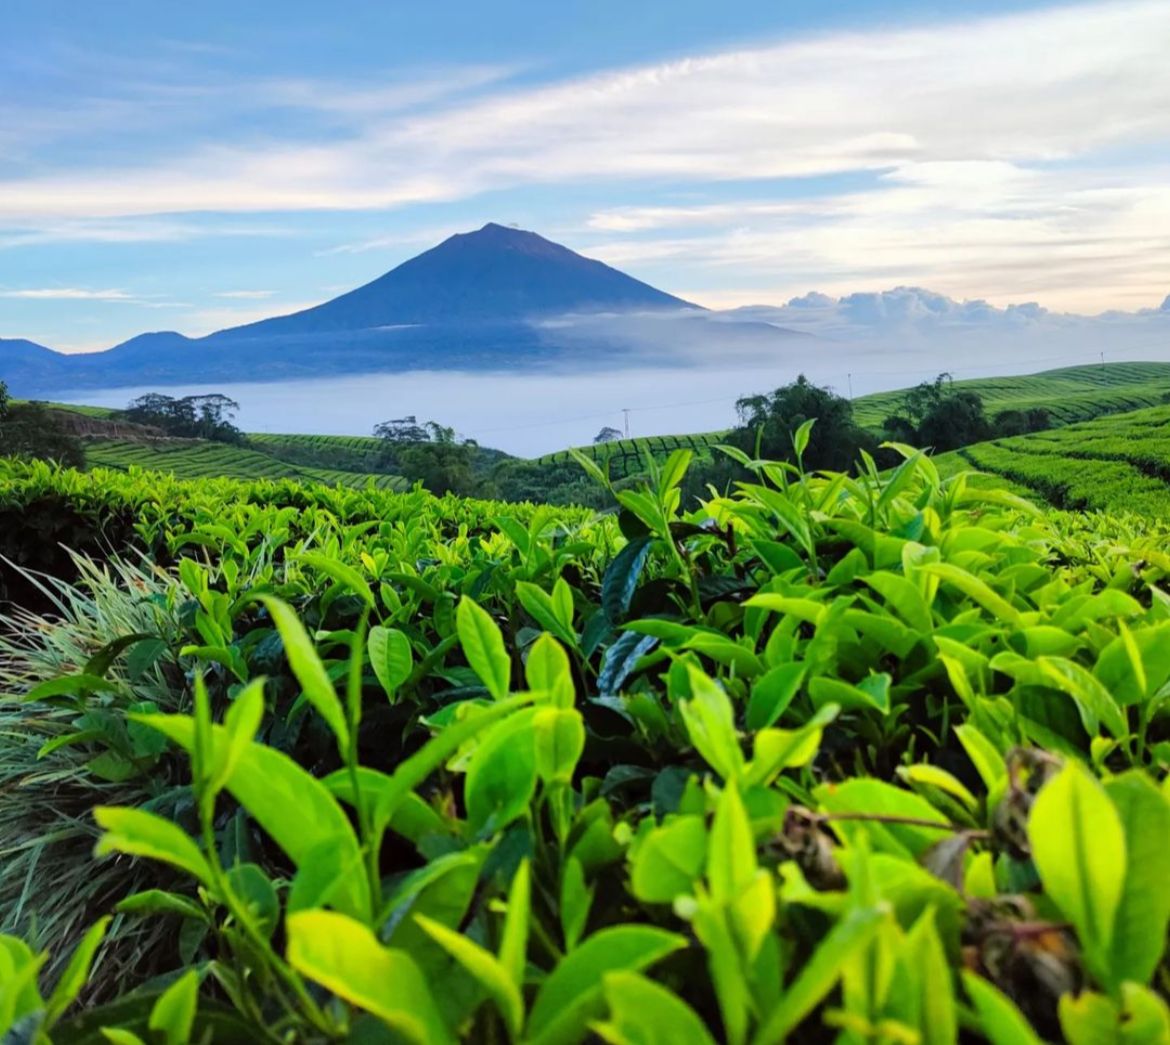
[850,360,1170,428]
[535,431,724,478]
[944,403,1170,515]
[83,437,407,489]
[249,431,388,468]
[534,362,1170,475]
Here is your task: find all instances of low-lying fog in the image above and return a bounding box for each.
[56,345,1166,458]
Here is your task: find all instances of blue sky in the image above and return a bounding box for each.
[2,0,1168,351]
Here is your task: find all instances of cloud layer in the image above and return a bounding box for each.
[1,0,1168,343]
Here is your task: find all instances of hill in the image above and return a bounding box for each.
[2,224,768,397]
[533,361,1170,475]
[81,436,408,490]
[849,361,1170,428]
[936,401,1170,516]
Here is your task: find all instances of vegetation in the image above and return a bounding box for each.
[120,393,245,444]
[937,403,1170,516]
[535,433,723,481]
[3,428,1170,1040]
[372,416,482,496]
[879,372,1054,452]
[851,361,1170,430]
[537,363,1170,484]
[0,380,85,468]
[728,374,875,469]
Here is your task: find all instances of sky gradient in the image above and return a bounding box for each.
[2,0,1168,352]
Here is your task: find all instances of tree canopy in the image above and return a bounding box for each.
[727,374,876,471]
[121,393,243,443]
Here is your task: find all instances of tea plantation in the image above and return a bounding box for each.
[3,428,1170,1043]
[84,437,408,490]
[935,402,1170,516]
[535,362,1170,475]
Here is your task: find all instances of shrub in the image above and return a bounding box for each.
[2,444,1170,1040]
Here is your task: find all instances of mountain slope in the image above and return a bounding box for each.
[216,223,698,338]
[0,337,69,383]
[1,223,811,396]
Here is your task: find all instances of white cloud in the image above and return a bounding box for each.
[0,287,135,301]
[1,1,1168,312]
[2,1,1167,220]
[213,289,276,299]
[583,161,1170,313]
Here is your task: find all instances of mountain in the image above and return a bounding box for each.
[219,223,697,339]
[0,223,802,397]
[0,338,68,384]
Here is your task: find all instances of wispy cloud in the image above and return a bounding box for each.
[1,0,1168,316]
[2,1,1167,221]
[0,287,136,301]
[582,161,1170,312]
[213,289,276,299]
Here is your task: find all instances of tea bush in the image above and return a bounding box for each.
[3,434,1170,1042]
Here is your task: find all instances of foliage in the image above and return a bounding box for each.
[882,372,993,451]
[489,456,612,508]
[594,426,623,444]
[728,374,876,471]
[83,438,407,490]
[4,435,1170,1040]
[120,393,244,444]
[939,402,1170,516]
[851,360,1170,430]
[991,407,1052,438]
[372,415,483,496]
[0,393,85,469]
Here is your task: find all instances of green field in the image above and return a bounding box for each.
[249,431,388,469]
[534,431,724,477]
[933,402,1170,516]
[83,437,408,489]
[850,360,1170,428]
[532,362,1170,476]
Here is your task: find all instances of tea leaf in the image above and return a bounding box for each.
[415,914,524,1038]
[527,926,687,1045]
[368,625,414,701]
[94,807,213,888]
[1027,761,1126,981]
[457,597,511,700]
[287,911,451,1044]
[596,971,717,1045]
[147,969,198,1045]
[260,596,349,750]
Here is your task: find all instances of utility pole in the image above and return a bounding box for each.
[847,373,853,401]
[622,408,631,438]
[1100,351,1106,371]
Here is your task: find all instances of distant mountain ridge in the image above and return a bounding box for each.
[2,223,756,396]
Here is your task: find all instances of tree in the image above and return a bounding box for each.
[882,373,992,452]
[594,426,622,444]
[727,374,875,471]
[993,407,1051,437]
[373,416,430,443]
[373,415,479,496]
[121,392,242,443]
[0,380,9,421]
